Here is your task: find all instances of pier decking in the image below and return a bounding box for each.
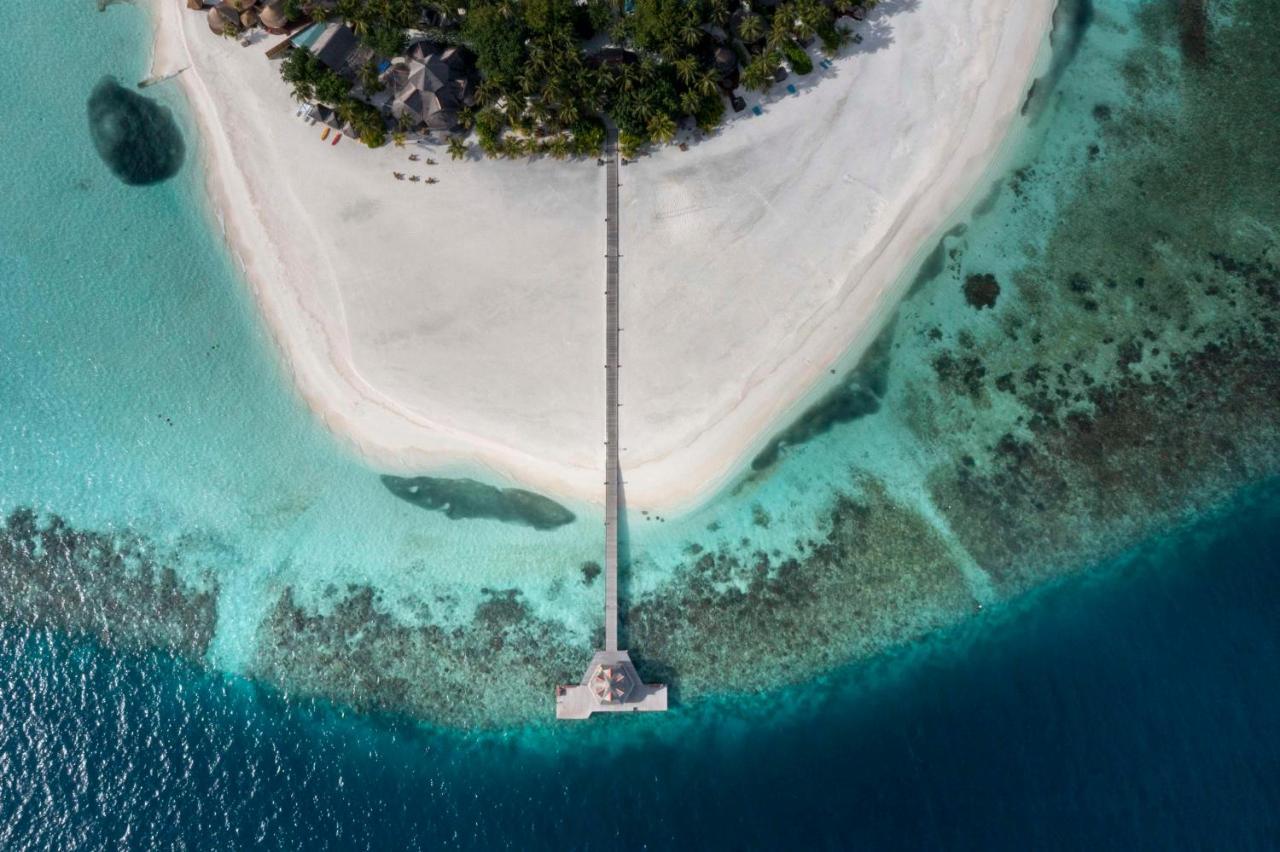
[556,128,668,720]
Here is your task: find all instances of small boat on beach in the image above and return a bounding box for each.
[320,127,330,140]
[332,134,342,146]
[137,67,188,89]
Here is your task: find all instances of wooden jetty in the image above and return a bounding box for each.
[556,127,668,720]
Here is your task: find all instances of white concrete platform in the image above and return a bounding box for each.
[555,650,668,720]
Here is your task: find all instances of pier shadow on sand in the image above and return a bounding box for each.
[616,474,682,705]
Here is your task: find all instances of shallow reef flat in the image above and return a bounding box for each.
[2,0,1278,729]
[919,0,1280,591]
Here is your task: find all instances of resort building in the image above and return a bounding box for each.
[387,43,479,133]
[298,21,373,81]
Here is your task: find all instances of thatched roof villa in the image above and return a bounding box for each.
[388,42,479,132]
[207,3,242,35]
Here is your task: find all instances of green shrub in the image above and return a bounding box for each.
[783,40,813,74]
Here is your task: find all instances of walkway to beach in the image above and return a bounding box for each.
[555,128,667,719]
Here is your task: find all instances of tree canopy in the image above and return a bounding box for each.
[280,0,865,157]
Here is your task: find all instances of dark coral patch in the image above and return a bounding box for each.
[963,273,1001,309]
[381,475,575,530]
[0,509,217,656]
[87,78,185,185]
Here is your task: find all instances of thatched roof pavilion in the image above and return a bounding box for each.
[239,8,259,28]
[207,3,242,35]
[391,42,479,132]
[258,1,288,31]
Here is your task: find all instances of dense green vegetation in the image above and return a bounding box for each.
[281,0,874,156]
[281,47,387,146]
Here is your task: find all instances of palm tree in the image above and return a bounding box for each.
[647,112,678,144]
[681,22,702,47]
[768,13,793,50]
[392,131,406,148]
[738,12,765,43]
[448,135,468,160]
[558,101,581,126]
[743,55,774,91]
[674,56,699,87]
[680,88,702,116]
[696,69,719,97]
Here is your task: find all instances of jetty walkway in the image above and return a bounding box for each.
[555,129,668,720]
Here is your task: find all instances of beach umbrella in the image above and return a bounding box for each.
[226,0,257,11]
[240,8,259,28]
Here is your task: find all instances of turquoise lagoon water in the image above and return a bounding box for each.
[3,0,1280,808]
[0,0,613,669]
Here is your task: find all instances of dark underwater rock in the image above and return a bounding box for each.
[381,475,575,530]
[963,273,1001,309]
[87,77,185,185]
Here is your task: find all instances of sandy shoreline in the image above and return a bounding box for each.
[149,0,1055,513]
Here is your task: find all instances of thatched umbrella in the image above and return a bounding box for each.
[240,7,259,28]
[258,1,288,31]
[226,0,257,10]
[207,3,242,34]
[186,0,204,11]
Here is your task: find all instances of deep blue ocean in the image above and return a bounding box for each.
[3,478,1277,849]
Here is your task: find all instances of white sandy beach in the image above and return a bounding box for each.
[151,0,1055,512]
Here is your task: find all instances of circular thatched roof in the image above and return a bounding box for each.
[208,3,242,34]
[226,0,257,10]
[259,1,287,29]
[240,7,259,27]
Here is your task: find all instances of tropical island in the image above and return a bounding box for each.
[199,0,873,157]
[153,0,1056,512]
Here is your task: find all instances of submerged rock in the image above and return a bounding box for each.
[87,77,184,185]
[963,273,1001,309]
[381,475,575,530]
